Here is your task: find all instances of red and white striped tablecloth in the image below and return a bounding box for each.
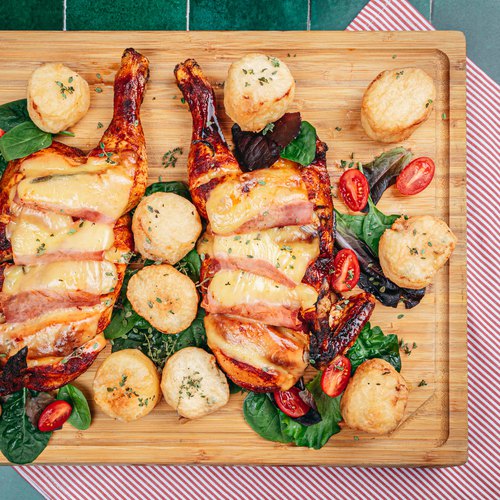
[16,0,500,498]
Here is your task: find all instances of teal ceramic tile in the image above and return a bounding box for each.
[0,0,62,29]
[190,0,308,30]
[432,0,500,82]
[409,0,431,20]
[0,468,43,500]
[311,0,370,29]
[66,0,186,30]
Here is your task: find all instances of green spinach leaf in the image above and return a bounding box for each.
[0,122,52,161]
[335,210,365,241]
[346,322,401,373]
[243,392,292,444]
[243,373,342,449]
[0,99,31,132]
[57,384,91,431]
[362,199,399,257]
[146,180,191,200]
[280,121,316,166]
[0,156,7,176]
[174,248,201,282]
[279,374,342,449]
[111,308,207,368]
[0,389,52,464]
[335,199,399,257]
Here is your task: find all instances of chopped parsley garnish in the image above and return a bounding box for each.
[98,142,116,164]
[55,79,75,99]
[267,56,280,67]
[262,123,275,135]
[162,147,183,168]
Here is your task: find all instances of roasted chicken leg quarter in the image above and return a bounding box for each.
[0,48,150,395]
[175,59,375,392]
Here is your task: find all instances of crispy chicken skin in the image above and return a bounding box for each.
[0,48,149,395]
[174,59,241,219]
[175,59,374,390]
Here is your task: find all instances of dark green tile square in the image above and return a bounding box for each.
[0,0,63,29]
[311,0,369,30]
[311,0,431,30]
[66,0,186,30]
[190,0,308,30]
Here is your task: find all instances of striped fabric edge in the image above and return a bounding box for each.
[15,1,500,499]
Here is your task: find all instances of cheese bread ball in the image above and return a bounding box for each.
[127,264,198,334]
[224,53,295,132]
[361,67,436,143]
[379,215,457,289]
[93,349,160,422]
[28,63,90,133]
[132,192,202,264]
[161,347,230,419]
[341,358,409,435]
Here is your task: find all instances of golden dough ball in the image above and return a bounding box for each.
[132,192,202,264]
[28,63,90,133]
[340,358,409,435]
[161,347,229,419]
[361,67,436,143]
[126,264,198,334]
[379,215,457,289]
[93,349,160,422]
[224,53,295,132]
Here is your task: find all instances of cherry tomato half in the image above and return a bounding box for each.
[339,169,369,212]
[331,249,360,293]
[0,129,5,138]
[273,387,310,418]
[396,157,435,195]
[38,400,72,432]
[321,355,351,398]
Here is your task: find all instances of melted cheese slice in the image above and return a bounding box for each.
[2,261,118,295]
[205,165,312,235]
[16,165,132,222]
[7,207,114,261]
[21,152,101,178]
[208,270,318,311]
[212,230,319,285]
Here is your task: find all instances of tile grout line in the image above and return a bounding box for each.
[429,0,434,22]
[62,0,67,31]
[306,0,311,30]
[186,0,190,31]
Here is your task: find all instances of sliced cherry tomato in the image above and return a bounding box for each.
[38,400,72,432]
[339,169,369,211]
[0,129,5,138]
[331,249,360,293]
[273,387,310,418]
[321,355,351,398]
[396,157,435,195]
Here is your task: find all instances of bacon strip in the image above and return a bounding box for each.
[0,290,101,323]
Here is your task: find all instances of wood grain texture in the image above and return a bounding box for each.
[0,31,467,466]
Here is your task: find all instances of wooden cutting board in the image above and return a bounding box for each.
[0,31,467,466]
